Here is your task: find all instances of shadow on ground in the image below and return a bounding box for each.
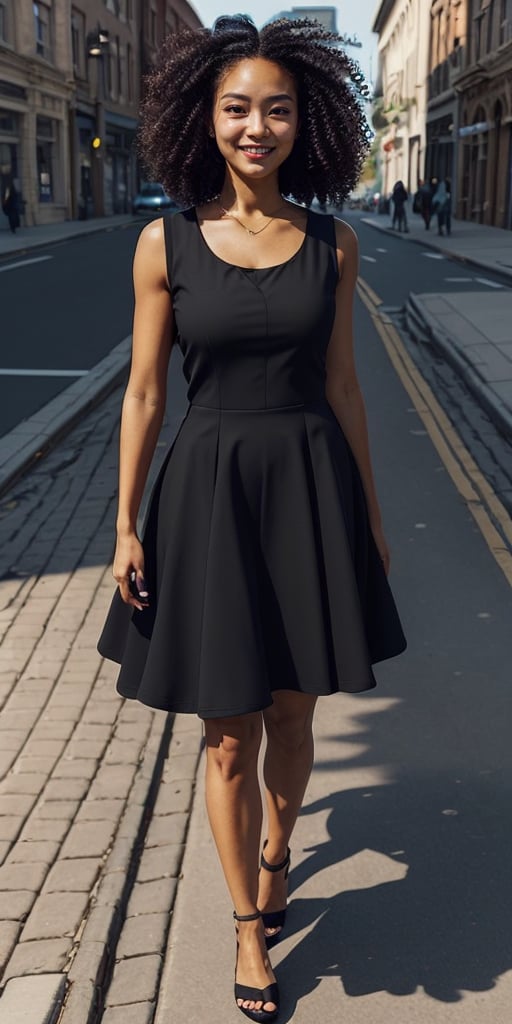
[277,637,512,1018]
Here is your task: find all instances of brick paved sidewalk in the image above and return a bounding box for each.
[0,372,202,1024]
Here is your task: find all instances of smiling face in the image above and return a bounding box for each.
[211,57,299,183]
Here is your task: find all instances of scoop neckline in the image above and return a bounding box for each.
[193,206,310,272]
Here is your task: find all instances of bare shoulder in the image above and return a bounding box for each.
[133,217,168,288]
[333,217,359,281]
[333,217,359,255]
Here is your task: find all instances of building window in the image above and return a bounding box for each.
[486,0,495,49]
[127,42,133,100]
[499,0,512,42]
[36,115,56,202]
[0,0,13,45]
[71,8,86,77]
[34,1,53,61]
[474,12,483,59]
[117,36,123,96]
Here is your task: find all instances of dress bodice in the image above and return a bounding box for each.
[163,207,339,410]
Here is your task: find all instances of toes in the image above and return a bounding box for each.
[236,997,277,1013]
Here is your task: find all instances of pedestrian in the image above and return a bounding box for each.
[98,15,406,1021]
[391,179,409,231]
[1,182,20,233]
[432,178,451,236]
[415,178,434,230]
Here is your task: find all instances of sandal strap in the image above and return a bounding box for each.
[233,909,262,923]
[260,840,290,877]
[235,982,279,1004]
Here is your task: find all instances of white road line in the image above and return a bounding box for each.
[445,277,473,283]
[0,368,88,377]
[421,252,445,260]
[376,247,387,253]
[0,255,53,273]
[361,255,377,263]
[474,277,504,289]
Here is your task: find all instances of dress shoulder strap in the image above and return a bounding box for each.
[306,209,338,278]
[162,208,195,295]
[306,209,337,246]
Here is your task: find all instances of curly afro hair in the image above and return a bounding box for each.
[137,14,372,207]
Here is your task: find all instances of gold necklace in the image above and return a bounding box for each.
[219,201,286,237]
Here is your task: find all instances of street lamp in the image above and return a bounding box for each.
[85,24,110,217]
[87,26,109,59]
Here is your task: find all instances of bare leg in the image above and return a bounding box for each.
[259,691,317,935]
[204,713,276,1014]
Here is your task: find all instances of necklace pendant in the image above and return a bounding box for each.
[247,228,255,236]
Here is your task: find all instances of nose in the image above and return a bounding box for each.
[247,111,268,137]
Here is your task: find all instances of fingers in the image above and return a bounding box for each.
[113,569,149,611]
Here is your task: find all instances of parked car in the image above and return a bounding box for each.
[132,182,177,215]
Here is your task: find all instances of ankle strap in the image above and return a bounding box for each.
[233,910,261,922]
[260,840,291,874]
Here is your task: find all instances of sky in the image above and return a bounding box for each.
[191,0,379,88]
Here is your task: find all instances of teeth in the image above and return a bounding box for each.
[241,147,272,154]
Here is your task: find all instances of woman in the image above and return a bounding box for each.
[98,15,406,1021]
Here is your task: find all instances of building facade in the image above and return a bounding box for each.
[0,0,75,226]
[453,0,512,228]
[70,0,143,221]
[372,0,432,196]
[425,0,468,204]
[0,0,202,228]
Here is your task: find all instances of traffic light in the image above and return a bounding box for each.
[91,136,102,150]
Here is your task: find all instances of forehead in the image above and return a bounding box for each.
[216,57,297,99]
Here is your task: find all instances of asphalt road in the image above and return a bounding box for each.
[345,209,511,302]
[0,221,141,436]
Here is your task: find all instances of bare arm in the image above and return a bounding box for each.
[325,219,390,573]
[113,217,173,606]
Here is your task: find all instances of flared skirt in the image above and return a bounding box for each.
[97,398,406,717]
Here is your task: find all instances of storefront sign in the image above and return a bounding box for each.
[459,121,489,137]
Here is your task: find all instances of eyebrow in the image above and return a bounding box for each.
[219,92,295,102]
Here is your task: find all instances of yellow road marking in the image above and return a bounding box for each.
[357,277,512,587]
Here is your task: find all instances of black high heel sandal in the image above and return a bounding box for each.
[259,841,291,949]
[233,910,279,1022]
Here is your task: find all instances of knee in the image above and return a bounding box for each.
[264,702,314,753]
[205,714,262,781]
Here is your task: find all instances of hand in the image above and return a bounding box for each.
[113,533,149,611]
[369,518,391,576]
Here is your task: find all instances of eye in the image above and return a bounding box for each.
[224,104,246,115]
[269,107,290,116]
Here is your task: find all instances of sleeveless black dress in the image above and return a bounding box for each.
[98,207,406,718]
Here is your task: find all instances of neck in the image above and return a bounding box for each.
[219,169,283,216]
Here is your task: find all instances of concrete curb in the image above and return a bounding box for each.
[0,336,132,499]
[361,216,512,288]
[405,293,512,441]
